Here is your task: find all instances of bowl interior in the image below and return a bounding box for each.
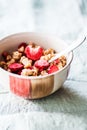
[0,32,72,69]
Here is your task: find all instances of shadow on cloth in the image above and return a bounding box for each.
[34,85,87,117]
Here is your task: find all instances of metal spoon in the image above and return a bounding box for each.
[49,35,86,63]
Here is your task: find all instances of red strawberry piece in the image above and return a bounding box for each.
[54,58,60,64]
[9,63,24,72]
[34,59,49,71]
[48,65,59,74]
[17,70,22,75]
[25,45,43,60]
[2,51,9,59]
[18,42,27,49]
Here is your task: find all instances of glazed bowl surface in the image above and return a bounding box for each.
[0,32,73,99]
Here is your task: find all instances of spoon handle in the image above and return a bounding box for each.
[49,35,86,63]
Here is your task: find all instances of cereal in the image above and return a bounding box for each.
[0,42,67,76]
[7,58,15,66]
[21,69,33,76]
[21,67,38,76]
[40,53,54,61]
[41,70,48,76]
[12,51,22,60]
[6,55,12,61]
[20,56,32,68]
[0,61,7,70]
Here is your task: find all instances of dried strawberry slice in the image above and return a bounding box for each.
[25,45,43,60]
[34,59,49,71]
[9,63,23,72]
[17,70,22,75]
[2,51,9,59]
[53,58,60,65]
[48,65,59,74]
[18,42,27,49]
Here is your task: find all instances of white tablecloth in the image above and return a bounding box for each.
[0,0,87,129]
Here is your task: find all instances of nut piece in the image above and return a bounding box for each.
[21,67,39,76]
[41,70,48,76]
[20,56,32,68]
[32,66,39,76]
[2,51,9,59]
[0,61,8,70]
[6,55,12,61]
[43,48,55,55]
[41,48,55,61]
[59,56,66,67]
[21,69,33,76]
[40,53,54,61]
[57,62,63,69]
[0,61,6,67]
[12,51,22,60]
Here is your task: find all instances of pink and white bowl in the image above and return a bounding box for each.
[0,32,73,99]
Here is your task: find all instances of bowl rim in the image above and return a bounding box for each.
[0,32,73,79]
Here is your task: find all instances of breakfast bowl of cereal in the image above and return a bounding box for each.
[0,32,73,99]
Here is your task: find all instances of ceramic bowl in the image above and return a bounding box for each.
[0,32,73,99]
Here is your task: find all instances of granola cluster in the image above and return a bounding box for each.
[0,42,67,76]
